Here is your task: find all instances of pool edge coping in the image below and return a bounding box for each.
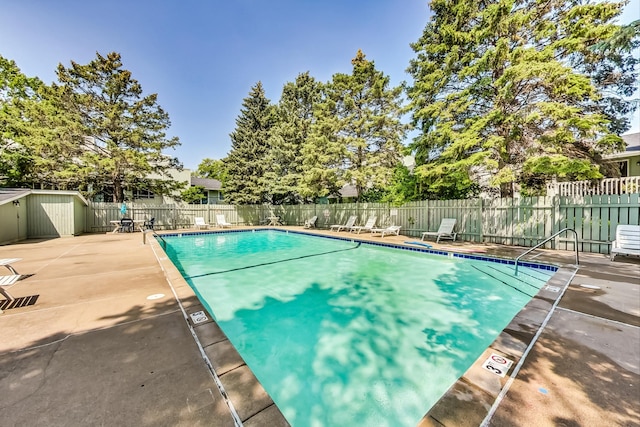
[149,233,288,426]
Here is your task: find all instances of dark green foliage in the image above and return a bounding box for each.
[0,55,84,189]
[224,82,275,204]
[584,19,640,135]
[264,72,322,204]
[302,50,407,202]
[180,185,206,203]
[1,52,183,201]
[406,0,637,198]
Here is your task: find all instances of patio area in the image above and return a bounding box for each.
[0,227,638,426]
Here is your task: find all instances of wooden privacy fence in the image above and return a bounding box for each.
[87,193,639,254]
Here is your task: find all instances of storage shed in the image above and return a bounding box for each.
[0,189,88,245]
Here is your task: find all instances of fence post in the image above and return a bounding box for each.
[552,195,560,249]
[172,204,177,230]
[477,198,484,243]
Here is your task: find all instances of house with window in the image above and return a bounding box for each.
[547,132,640,196]
[189,177,224,204]
[91,168,225,205]
[128,170,225,205]
[608,132,640,178]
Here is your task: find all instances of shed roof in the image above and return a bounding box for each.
[0,188,31,205]
[0,188,88,206]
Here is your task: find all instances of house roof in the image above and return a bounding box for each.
[621,132,640,152]
[327,184,358,199]
[606,132,640,160]
[190,177,222,191]
[339,184,358,198]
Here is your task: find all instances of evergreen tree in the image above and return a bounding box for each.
[225,82,275,204]
[264,72,322,204]
[582,19,639,136]
[1,56,43,186]
[299,97,345,200]
[55,52,181,202]
[302,50,406,201]
[406,0,637,198]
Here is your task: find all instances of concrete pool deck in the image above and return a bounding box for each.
[0,227,638,426]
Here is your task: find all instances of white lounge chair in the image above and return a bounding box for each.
[330,215,357,232]
[0,258,21,275]
[194,217,209,230]
[421,218,457,243]
[610,224,640,261]
[216,214,232,228]
[371,225,402,237]
[304,216,317,229]
[0,274,22,300]
[350,216,377,234]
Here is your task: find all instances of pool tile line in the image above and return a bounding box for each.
[156,228,559,273]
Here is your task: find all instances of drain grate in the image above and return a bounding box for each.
[0,295,39,310]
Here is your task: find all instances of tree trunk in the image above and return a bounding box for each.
[500,182,514,198]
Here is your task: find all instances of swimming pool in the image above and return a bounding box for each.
[162,230,555,426]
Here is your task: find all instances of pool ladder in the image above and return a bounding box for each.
[514,228,579,275]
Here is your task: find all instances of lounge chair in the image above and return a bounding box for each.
[371,225,402,237]
[610,224,640,261]
[194,217,209,230]
[421,218,457,243]
[0,274,22,300]
[351,216,377,234]
[143,217,155,231]
[216,214,232,228]
[330,215,357,232]
[0,258,21,275]
[304,216,317,229]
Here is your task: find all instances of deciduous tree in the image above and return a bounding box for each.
[195,158,228,185]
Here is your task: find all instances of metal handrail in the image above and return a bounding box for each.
[515,228,579,275]
[152,230,167,250]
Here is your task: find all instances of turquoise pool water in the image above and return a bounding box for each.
[162,230,554,427]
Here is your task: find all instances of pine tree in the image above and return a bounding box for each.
[406,0,636,198]
[55,52,181,202]
[0,55,83,189]
[264,72,322,204]
[302,50,406,201]
[225,82,275,204]
[582,19,640,136]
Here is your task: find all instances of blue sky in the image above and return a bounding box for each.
[2,0,638,170]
